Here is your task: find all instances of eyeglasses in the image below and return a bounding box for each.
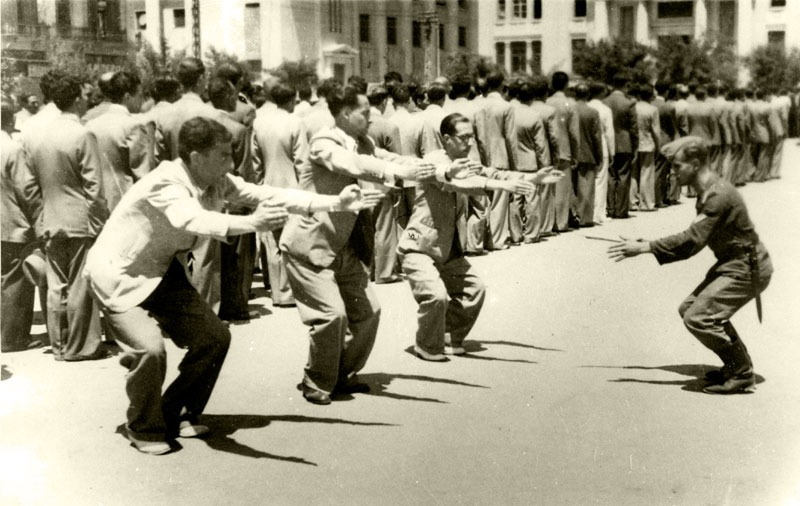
[451,133,474,142]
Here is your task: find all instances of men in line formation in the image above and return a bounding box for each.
[0,60,793,454]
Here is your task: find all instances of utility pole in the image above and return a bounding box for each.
[191,0,200,58]
[417,0,439,81]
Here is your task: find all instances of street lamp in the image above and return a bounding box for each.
[97,0,107,38]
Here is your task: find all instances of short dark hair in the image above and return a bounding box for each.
[588,80,607,100]
[215,62,244,87]
[207,77,235,109]
[507,78,523,100]
[574,83,590,101]
[347,75,368,94]
[475,77,489,96]
[384,71,403,84]
[367,85,388,106]
[39,69,67,103]
[638,84,654,101]
[1,99,15,129]
[152,73,180,102]
[486,71,505,91]
[551,71,569,92]
[695,86,708,100]
[754,88,766,100]
[390,84,410,104]
[529,76,549,100]
[270,82,296,107]
[450,75,471,99]
[178,117,233,164]
[107,71,141,103]
[612,73,630,89]
[317,78,341,101]
[654,81,671,96]
[176,57,206,89]
[427,83,448,103]
[440,112,471,137]
[327,85,362,116]
[50,74,83,111]
[517,78,535,102]
[297,83,312,102]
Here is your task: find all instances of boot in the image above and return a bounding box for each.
[704,339,756,394]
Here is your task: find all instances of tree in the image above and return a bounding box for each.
[441,52,499,81]
[745,45,800,91]
[267,58,319,89]
[652,36,738,88]
[572,39,653,84]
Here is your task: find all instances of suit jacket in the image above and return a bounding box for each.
[473,92,519,170]
[653,97,677,146]
[387,108,425,157]
[301,100,336,141]
[635,101,661,153]
[685,100,719,145]
[24,112,107,239]
[748,99,772,145]
[706,97,724,146]
[589,98,615,159]
[420,104,448,156]
[513,102,550,171]
[546,91,579,162]
[84,159,315,313]
[674,98,690,137]
[368,108,402,155]
[1,131,41,243]
[85,104,155,212]
[280,126,405,268]
[604,90,639,154]
[231,99,256,129]
[530,101,560,162]
[768,100,785,138]
[252,107,307,189]
[81,101,113,124]
[728,101,745,145]
[574,101,604,165]
[155,92,223,163]
[19,103,60,142]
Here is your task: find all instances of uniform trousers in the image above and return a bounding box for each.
[631,151,656,211]
[594,156,610,223]
[2,241,38,351]
[45,237,102,360]
[607,153,633,218]
[508,171,538,243]
[753,143,772,182]
[678,272,770,370]
[401,253,485,355]
[372,190,400,282]
[488,171,512,247]
[573,162,597,226]
[539,183,557,234]
[285,245,381,394]
[654,152,670,207]
[260,229,294,306]
[465,194,489,254]
[768,138,784,179]
[708,146,723,175]
[552,159,573,231]
[726,145,745,184]
[101,260,231,444]
[219,232,257,318]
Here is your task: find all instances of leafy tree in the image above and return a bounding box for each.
[267,58,319,88]
[652,35,737,88]
[573,39,653,84]
[441,52,499,81]
[745,45,800,92]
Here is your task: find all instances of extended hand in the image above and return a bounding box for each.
[338,184,384,212]
[607,236,650,262]
[396,160,436,182]
[447,158,481,180]
[527,168,564,185]
[503,179,536,197]
[252,204,289,231]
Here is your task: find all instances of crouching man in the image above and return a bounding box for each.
[84,117,381,454]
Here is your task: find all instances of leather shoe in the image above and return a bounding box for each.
[704,368,725,384]
[334,379,371,395]
[703,373,756,394]
[413,345,448,362]
[297,382,331,405]
[63,348,112,362]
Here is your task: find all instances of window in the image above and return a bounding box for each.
[575,0,587,17]
[657,1,693,18]
[459,26,467,47]
[328,0,342,33]
[513,0,526,19]
[387,17,397,45]
[135,11,147,30]
[498,0,506,21]
[531,40,542,75]
[768,30,785,49]
[571,38,586,72]
[533,0,542,19]
[495,42,506,68]
[412,21,421,47]
[619,6,634,42]
[771,0,786,6]
[174,9,185,28]
[510,41,526,72]
[439,23,445,50]
[359,14,369,43]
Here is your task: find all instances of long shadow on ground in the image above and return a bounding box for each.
[581,364,766,393]
[357,371,488,404]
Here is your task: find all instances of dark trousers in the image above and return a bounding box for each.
[45,237,102,360]
[488,182,512,248]
[654,152,670,206]
[219,232,256,318]
[464,194,488,254]
[573,162,597,226]
[552,159,573,231]
[2,241,37,351]
[372,191,400,282]
[102,260,231,443]
[608,153,633,218]
[678,273,770,369]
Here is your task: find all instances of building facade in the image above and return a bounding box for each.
[482,0,800,78]
[128,0,479,83]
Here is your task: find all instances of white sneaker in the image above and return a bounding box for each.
[413,345,448,362]
[444,345,466,355]
[178,420,210,438]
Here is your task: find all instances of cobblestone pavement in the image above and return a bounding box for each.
[3,141,800,506]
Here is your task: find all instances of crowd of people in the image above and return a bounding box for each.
[1,58,796,454]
